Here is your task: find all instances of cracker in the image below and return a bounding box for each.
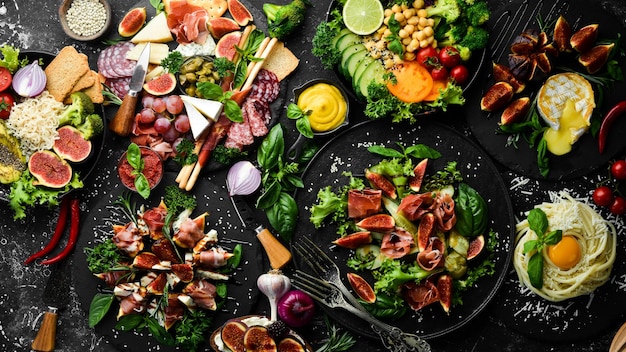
[188,0,227,18]
[70,70,96,94]
[81,71,104,104]
[261,41,299,82]
[44,46,90,102]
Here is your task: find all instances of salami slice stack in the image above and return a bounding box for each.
[97,42,137,99]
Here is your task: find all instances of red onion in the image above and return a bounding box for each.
[11,61,46,98]
[226,160,261,196]
[277,289,315,328]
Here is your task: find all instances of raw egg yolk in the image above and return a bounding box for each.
[547,235,581,270]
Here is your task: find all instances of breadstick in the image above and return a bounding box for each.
[242,37,278,91]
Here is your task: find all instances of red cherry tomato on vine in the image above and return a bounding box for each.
[416,47,439,70]
[0,67,12,92]
[610,196,626,215]
[592,186,614,207]
[431,66,448,81]
[0,92,15,120]
[438,46,461,68]
[449,65,469,85]
[610,160,626,180]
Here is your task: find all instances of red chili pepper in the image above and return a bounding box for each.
[599,101,626,154]
[41,198,81,265]
[24,196,71,265]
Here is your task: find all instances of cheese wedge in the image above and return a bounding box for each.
[182,100,211,140]
[126,43,170,64]
[131,12,173,43]
[180,95,223,123]
[537,73,595,131]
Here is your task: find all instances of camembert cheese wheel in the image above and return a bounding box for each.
[537,72,595,131]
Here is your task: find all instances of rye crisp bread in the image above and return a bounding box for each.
[261,41,299,81]
[64,70,104,104]
[44,46,90,102]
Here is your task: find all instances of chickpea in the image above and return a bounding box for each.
[417,9,427,18]
[383,28,392,37]
[383,16,390,25]
[391,4,401,12]
[406,43,417,53]
[420,39,430,48]
[384,8,393,17]
[415,30,426,41]
[384,58,395,69]
[394,12,405,23]
[404,52,416,61]
[371,51,381,59]
[375,40,387,50]
[409,38,419,49]
[404,24,415,35]
[402,37,412,45]
[403,8,415,18]
[426,36,434,44]
[398,29,409,38]
[413,0,425,9]
[401,3,409,11]
[427,18,435,27]
[422,26,434,37]
[407,16,419,25]
[418,17,429,27]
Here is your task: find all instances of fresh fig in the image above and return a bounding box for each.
[480,81,514,112]
[347,272,376,303]
[208,17,241,39]
[333,231,372,249]
[466,234,485,260]
[243,326,277,352]
[365,168,396,199]
[277,337,306,352]
[534,52,552,74]
[143,72,176,96]
[510,29,539,55]
[491,62,525,94]
[416,212,435,252]
[570,24,599,53]
[356,214,395,233]
[171,263,194,282]
[53,125,92,162]
[221,320,248,352]
[228,0,253,26]
[579,43,615,74]
[508,54,539,82]
[553,15,572,53]
[215,31,243,61]
[436,274,453,314]
[28,150,72,188]
[409,158,428,192]
[500,97,531,125]
[118,7,147,37]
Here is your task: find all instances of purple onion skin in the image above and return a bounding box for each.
[277,289,316,328]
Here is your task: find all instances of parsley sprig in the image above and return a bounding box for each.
[523,208,562,288]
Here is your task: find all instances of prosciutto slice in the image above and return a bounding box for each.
[401,280,440,311]
[347,189,382,218]
[184,279,218,310]
[416,237,445,271]
[398,192,456,231]
[112,222,144,257]
[173,213,207,248]
[166,0,209,44]
[380,227,414,259]
[194,247,232,268]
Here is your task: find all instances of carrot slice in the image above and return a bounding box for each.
[423,79,448,102]
[386,61,434,103]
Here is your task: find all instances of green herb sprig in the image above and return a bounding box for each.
[522,208,563,289]
[286,103,314,138]
[126,143,151,199]
[173,139,198,166]
[161,51,184,74]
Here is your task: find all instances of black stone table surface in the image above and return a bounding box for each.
[2,0,626,351]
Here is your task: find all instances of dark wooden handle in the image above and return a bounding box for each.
[256,227,292,269]
[32,310,57,352]
[108,93,139,137]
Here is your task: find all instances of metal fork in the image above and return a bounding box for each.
[292,236,366,312]
[292,270,431,352]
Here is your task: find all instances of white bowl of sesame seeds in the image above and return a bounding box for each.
[59,0,111,41]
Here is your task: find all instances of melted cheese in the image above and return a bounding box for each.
[544,99,591,155]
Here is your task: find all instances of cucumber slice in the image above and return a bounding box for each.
[335,32,361,54]
[340,43,365,78]
[344,48,368,82]
[352,57,375,98]
[332,28,353,50]
[356,59,385,98]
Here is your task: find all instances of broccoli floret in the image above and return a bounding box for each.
[459,25,489,51]
[425,0,461,23]
[373,258,435,295]
[312,20,343,70]
[58,91,95,127]
[436,19,469,47]
[465,1,490,27]
[263,0,310,40]
[76,113,104,140]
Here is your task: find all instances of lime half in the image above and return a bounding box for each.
[342,0,384,36]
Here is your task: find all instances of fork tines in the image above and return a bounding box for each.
[292,236,333,275]
[291,270,334,305]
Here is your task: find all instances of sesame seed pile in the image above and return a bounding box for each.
[66,0,107,37]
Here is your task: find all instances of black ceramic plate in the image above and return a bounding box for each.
[74,172,262,352]
[465,0,626,180]
[293,119,515,339]
[0,51,106,201]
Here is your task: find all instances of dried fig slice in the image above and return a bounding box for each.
[579,43,615,74]
[492,62,526,93]
[570,23,599,53]
[554,15,572,53]
[243,326,277,352]
[481,81,514,112]
[500,97,531,125]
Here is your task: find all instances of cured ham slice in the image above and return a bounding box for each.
[163,294,186,330]
[194,247,232,268]
[112,222,143,257]
[380,227,414,259]
[184,279,218,310]
[416,237,445,271]
[399,192,456,231]
[95,269,133,287]
[140,203,168,239]
[166,0,210,44]
[347,189,382,218]
[397,193,434,221]
[401,280,439,311]
[173,212,207,248]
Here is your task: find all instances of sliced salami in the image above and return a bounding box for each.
[245,99,270,137]
[106,76,131,99]
[98,42,136,79]
[224,114,254,150]
[247,69,280,104]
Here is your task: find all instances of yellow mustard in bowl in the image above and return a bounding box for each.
[297,82,347,133]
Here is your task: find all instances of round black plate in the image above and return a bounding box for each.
[0,51,107,201]
[293,118,515,339]
[465,0,626,180]
[74,172,262,351]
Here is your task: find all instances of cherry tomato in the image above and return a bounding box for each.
[449,65,469,85]
[416,47,439,70]
[430,66,448,81]
[592,186,614,207]
[0,92,15,120]
[0,67,11,92]
[438,46,461,68]
[610,160,626,180]
[610,196,626,215]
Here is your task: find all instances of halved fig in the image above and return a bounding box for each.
[221,320,248,352]
[243,326,277,352]
[208,17,241,39]
[579,43,615,74]
[356,214,395,233]
[480,81,514,112]
[570,23,599,53]
[467,234,486,260]
[333,231,372,249]
[416,212,435,252]
[347,272,376,304]
[277,337,305,352]
[118,7,147,37]
[228,0,253,26]
[500,97,531,125]
[409,158,428,192]
[554,15,572,52]
[365,168,396,199]
[53,125,92,162]
[143,73,176,96]
[215,31,243,60]
[28,150,73,188]
[509,54,539,82]
[437,274,453,314]
[534,52,552,74]
[492,62,526,94]
[510,29,539,54]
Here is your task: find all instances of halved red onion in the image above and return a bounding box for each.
[226,160,261,196]
[12,61,46,98]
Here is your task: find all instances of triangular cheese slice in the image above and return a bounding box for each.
[182,100,211,140]
[131,12,173,43]
[180,95,223,123]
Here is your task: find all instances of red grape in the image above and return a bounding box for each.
[163,125,180,142]
[154,117,171,134]
[152,98,167,113]
[166,95,184,115]
[141,95,155,109]
[138,108,156,124]
[174,114,190,133]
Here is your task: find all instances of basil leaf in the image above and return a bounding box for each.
[527,208,548,238]
[146,316,176,346]
[257,124,283,169]
[527,251,544,289]
[543,229,563,245]
[454,183,487,237]
[135,174,151,199]
[284,174,304,189]
[367,145,404,158]
[404,144,441,159]
[523,239,539,254]
[196,81,224,100]
[537,138,550,178]
[287,103,304,119]
[296,116,314,139]
[88,293,114,328]
[115,314,144,331]
[224,99,243,123]
[226,243,243,269]
[256,179,282,209]
[126,143,142,170]
[232,63,247,89]
[266,192,298,241]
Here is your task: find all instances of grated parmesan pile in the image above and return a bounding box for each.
[5,91,65,159]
